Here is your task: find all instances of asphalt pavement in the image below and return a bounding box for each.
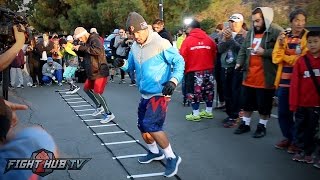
[7,78,320,180]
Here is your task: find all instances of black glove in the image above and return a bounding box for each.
[162,81,176,96]
[113,58,125,68]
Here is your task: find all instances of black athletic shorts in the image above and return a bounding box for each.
[242,85,275,116]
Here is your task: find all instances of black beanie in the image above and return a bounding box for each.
[126,12,148,33]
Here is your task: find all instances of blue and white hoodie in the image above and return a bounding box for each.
[122,29,185,99]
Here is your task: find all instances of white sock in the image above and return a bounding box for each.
[206,107,212,113]
[163,144,176,159]
[243,117,251,125]
[193,109,200,116]
[147,141,159,154]
[259,119,268,127]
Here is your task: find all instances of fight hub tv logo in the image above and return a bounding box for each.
[5,149,91,177]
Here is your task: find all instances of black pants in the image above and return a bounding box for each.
[39,60,46,85]
[116,55,126,80]
[214,54,224,103]
[28,59,40,84]
[221,67,243,119]
[295,107,320,155]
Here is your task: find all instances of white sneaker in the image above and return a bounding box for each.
[100,113,115,124]
[92,106,104,116]
[27,82,33,87]
[65,86,80,94]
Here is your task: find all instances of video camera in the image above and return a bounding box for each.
[0,7,32,100]
[0,6,31,53]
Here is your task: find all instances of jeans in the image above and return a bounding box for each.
[277,87,295,141]
[221,67,243,119]
[42,69,63,84]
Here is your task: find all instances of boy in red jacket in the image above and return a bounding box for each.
[289,31,320,168]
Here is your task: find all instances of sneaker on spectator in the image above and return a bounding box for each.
[292,152,314,164]
[234,121,251,134]
[222,117,230,124]
[274,139,290,150]
[45,82,52,86]
[138,150,165,164]
[100,113,115,124]
[252,123,266,138]
[31,84,37,88]
[92,106,104,117]
[119,79,126,84]
[314,160,320,169]
[8,85,15,89]
[214,102,225,109]
[185,113,201,121]
[16,84,24,88]
[164,153,182,177]
[199,110,213,119]
[287,144,301,154]
[58,82,63,86]
[129,83,136,87]
[223,119,238,128]
[27,82,33,87]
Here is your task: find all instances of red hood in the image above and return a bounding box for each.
[188,28,208,40]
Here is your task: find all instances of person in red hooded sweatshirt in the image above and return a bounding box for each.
[289,31,320,167]
[180,19,217,121]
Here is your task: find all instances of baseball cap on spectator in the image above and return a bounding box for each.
[90,28,98,34]
[113,29,119,34]
[229,14,244,22]
[66,35,73,41]
[47,57,53,63]
[126,12,148,34]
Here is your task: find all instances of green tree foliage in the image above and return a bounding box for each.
[0,0,23,11]
[9,0,319,36]
[305,0,320,26]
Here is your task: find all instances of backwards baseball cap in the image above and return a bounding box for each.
[47,57,53,62]
[90,28,98,34]
[126,12,148,34]
[229,13,244,22]
[74,27,88,40]
[66,35,73,41]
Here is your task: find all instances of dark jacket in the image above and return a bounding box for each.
[10,50,24,68]
[35,41,54,59]
[78,34,109,80]
[158,28,173,45]
[218,29,247,68]
[236,7,283,88]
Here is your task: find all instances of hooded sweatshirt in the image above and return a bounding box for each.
[180,28,217,73]
[289,52,320,112]
[236,7,283,88]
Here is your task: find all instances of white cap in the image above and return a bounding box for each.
[90,28,98,34]
[66,35,73,41]
[229,13,244,22]
[113,29,119,34]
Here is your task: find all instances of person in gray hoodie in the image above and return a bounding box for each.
[42,57,63,86]
[234,7,283,138]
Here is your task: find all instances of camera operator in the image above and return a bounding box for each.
[0,24,58,179]
[0,98,58,180]
[0,25,26,71]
